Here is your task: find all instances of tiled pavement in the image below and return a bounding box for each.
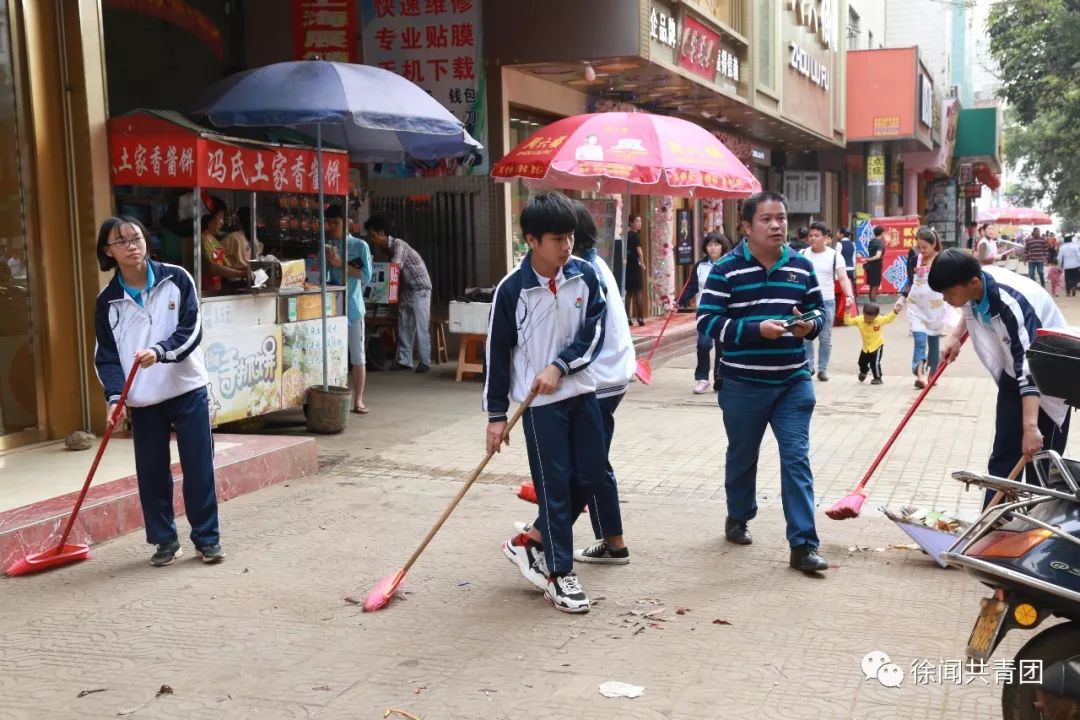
[2,291,1077,720]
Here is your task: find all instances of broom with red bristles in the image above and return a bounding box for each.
[826,332,968,521]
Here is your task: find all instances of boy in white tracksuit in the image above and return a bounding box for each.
[93,216,222,568]
[486,192,607,614]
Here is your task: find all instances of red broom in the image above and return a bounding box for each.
[825,332,969,520]
[363,391,537,612]
[635,271,697,385]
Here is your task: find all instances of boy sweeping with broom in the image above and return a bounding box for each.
[485,192,608,613]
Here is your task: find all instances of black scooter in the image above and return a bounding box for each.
[941,328,1080,720]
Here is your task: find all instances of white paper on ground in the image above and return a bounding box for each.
[598,681,645,699]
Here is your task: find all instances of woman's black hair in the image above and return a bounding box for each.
[571,201,598,251]
[928,247,981,293]
[915,225,942,252]
[702,231,731,255]
[96,216,150,272]
[740,191,788,224]
[629,214,642,225]
[520,192,577,240]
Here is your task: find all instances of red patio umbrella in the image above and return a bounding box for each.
[977,206,1053,226]
[492,112,760,384]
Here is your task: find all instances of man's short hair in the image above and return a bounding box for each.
[809,221,830,236]
[740,191,787,224]
[363,214,393,235]
[520,192,577,240]
[839,226,851,237]
[872,226,885,237]
[324,204,344,220]
[928,248,981,293]
[796,226,809,240]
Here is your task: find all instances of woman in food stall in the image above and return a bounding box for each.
[200,202,248,292]
[222,207,263,272]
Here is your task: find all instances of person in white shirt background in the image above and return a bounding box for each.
[800,222,854,382]
[1057,234,1080,297]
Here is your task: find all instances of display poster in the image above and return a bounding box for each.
[203,326,283,425]
[925,178,958,247]
[293,0,356,62]
[854,215,919,295]
[281,316,349,408]
[675,208,695,265]
[580,198,619,269]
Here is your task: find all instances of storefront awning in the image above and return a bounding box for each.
[953,107,1002,174]
[107,110,348,195]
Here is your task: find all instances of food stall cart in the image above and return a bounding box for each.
[107,110,350,426]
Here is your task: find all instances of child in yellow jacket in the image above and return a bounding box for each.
[843,302,899,385]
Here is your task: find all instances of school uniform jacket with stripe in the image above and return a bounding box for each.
[94,260,208,408]
[969,265,1069,426]
[484,254,607,420]
[696,241,824,385]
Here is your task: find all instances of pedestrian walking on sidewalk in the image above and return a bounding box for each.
[94,217,223,568]
[1025,228,1049,287]
[843,302,898,384]
[364,214,433,373]
[800,222,854,382]
[486,192,608,613]
[678,232,732,394]
[511,201,636,569]
[865,225,886,302]
[697,191,830,574]
[894,227,958,389]
[930,249,1070,506]
[1058,235,1080,296]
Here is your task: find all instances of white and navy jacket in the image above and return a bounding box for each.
[94,260,208,408]
[578,248,635,399]
[967,266,1069,426]
[484,254,607,420]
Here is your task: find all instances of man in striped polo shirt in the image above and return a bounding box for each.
[697,191,830,573]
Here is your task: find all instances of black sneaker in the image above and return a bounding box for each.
[858,372,867,382]
[871,378,883,385]
[390,363,412,372]
[790,545,829,573]
[195,544,225,564]
[724,517,752,545]
[150,541,182,567]
[501,534,547,591]
[414,364,430,374]
[545,572,590,613]
[574,540,630,565]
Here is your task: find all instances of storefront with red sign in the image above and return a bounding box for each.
[108,110,357,427]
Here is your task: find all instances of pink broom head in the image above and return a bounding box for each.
[825,491,867,521]
[362,569,405,612]
[635,359,653,386]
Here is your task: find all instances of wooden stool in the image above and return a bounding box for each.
[455,333,486,382]
[432,320,449,364]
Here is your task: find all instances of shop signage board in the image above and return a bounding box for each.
[365,262,401,305]
[679,14,721,82]
[958,162,973,185]
[867,155,885,187]
[201,295,278,334]
[361,0,487,177]
[203,325,284,426]
[854,215,919,295]
[281,316,349,409]
[103,0,223,61]
[650,3,679,51]
[292,0,356,62]
[920,73,933,127]
[873,116,901,137]
[675,208,694,265]
[783,171,822,214]
[781,0,837,139]
[108,112,347,195]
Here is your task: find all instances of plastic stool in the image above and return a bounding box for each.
[455,333,485,382]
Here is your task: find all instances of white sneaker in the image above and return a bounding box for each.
[501,534,547,592]
[545,571,590,613]
[693,379,710,394]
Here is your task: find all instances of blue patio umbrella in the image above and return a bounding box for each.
[193,61,481,390]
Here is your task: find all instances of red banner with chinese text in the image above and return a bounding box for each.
[108,114,348,195]
[679,15,720,83]
[293,0,357,62]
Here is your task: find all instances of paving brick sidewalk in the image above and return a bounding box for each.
[1,292,1076,720]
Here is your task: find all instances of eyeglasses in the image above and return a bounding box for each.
[108,236,143,249]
